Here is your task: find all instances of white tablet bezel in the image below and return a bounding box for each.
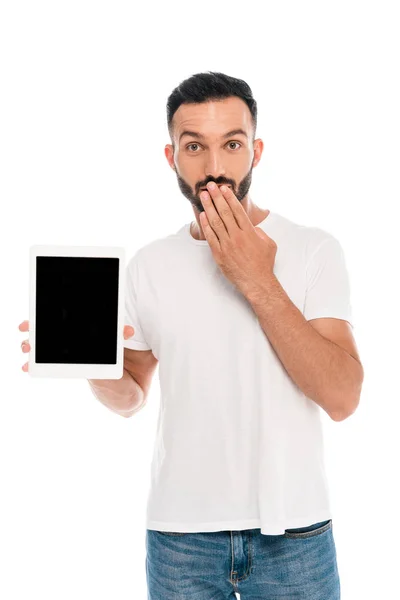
[29,244,125,379]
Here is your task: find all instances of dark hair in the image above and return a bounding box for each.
[166,71,257,146]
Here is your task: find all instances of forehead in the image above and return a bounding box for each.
[173,96,252,141]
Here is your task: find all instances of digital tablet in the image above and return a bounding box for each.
[28,245,125,379]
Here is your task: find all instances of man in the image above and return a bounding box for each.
[124,71,364,599]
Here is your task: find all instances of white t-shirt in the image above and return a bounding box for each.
[124,210,353,535]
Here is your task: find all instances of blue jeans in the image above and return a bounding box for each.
[146,519,340,599]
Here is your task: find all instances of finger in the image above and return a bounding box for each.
[206,183,238,236]
[200,191,227,242]
[220,185,252,231]
[200,211,220,250]
[22,362,28,372]
[22,340,30,352]
[19,320,29,332]
[123,325,135,339]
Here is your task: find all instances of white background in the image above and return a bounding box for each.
[1,1,399,598]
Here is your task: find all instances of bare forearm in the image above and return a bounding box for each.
[88,368,144,417]
[245,275,362,419]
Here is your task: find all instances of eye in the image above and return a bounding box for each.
[186,141,242,152]
[187,143,201,152]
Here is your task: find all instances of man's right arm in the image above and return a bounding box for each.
[88,346,159,418]
[88,368,145,418]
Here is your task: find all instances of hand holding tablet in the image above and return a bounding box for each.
[19,321,136,373]
[26,245,128,379]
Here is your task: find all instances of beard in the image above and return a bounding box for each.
[174,164,254,214]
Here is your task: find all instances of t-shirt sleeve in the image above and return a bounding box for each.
[303,235,354,328]
[124,253,151,351]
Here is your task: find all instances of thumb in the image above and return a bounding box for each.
[255,226,269,240]
[123,325,135,339]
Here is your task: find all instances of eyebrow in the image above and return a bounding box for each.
[179,128,248,143]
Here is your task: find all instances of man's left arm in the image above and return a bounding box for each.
[244,275,364,422]
[197,183,364,422]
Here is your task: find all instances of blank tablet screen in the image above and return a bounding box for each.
[35,256,120,365]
